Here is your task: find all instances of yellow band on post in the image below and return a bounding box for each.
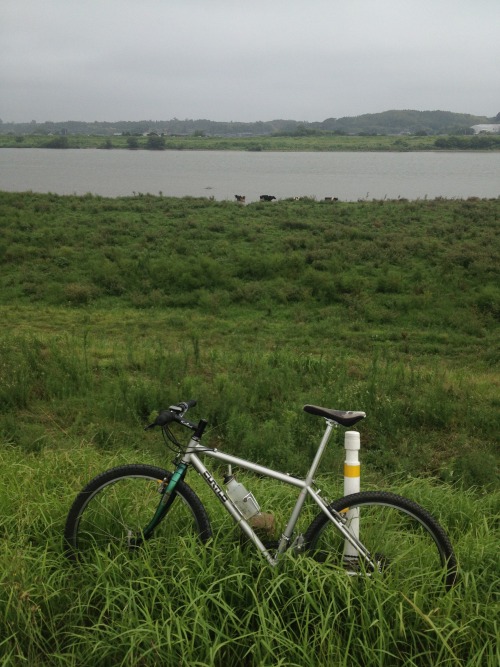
[344,463,360,478]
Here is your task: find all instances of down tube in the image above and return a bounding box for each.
[187,452,278,565]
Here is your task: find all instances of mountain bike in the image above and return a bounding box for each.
[64,400,457,592]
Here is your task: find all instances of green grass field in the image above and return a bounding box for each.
[0,191,498,664]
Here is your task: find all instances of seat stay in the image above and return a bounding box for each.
[306,485,376,568]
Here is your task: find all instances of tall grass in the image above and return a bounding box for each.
[1,195,499,326]
[0,193,498,664]
[0,331,497,485]
[0,445,498,666]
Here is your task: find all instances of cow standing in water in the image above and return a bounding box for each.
[260,195,276,202]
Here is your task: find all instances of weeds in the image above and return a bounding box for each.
[0,329,497,484]
[0,193,499,664]
[0,446,498,666]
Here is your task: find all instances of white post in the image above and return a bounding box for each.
[343,430,360,560]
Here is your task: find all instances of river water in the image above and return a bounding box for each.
[1,148,499,202]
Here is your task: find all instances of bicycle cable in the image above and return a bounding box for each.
[161,424,184,453]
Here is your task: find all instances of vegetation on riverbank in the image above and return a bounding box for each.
[0,191,498,664]
[2,133,500,151]
[1,191,498,480]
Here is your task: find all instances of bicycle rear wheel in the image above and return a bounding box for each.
[64,464,212,559]
[303,491,457,593]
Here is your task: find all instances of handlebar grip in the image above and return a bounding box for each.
[179,399,197,410]
[144,410,177,430]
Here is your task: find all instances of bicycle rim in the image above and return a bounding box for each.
[304,491,457,594]
[65,466,210,559]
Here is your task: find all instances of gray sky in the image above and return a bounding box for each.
[1,0,499,123]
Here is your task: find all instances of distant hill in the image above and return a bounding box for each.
[318,110,493,135]
[0,110,496,137]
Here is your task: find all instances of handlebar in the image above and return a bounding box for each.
[145,399,207,439]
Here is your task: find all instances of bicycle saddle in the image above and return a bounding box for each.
[303,405,366,427]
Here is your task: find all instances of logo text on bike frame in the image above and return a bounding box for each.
[202,470,228,504]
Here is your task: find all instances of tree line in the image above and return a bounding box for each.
[2,110,498,138]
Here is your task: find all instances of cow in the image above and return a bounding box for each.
[324,197,339,202]
[260,195,276,202]
[235,195,246,203]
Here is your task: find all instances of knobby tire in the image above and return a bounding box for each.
[64,464,212,559]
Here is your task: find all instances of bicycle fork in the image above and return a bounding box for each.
[138,462,189,542]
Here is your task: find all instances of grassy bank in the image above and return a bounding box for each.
[0,191,498,664]
[2,133,500,151]
[1,191,498,480]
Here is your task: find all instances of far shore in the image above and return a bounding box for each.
[1,133,500,152]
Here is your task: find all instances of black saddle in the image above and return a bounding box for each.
[303,405,366,427]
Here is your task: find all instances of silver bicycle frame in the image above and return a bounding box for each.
[179,419,374,567]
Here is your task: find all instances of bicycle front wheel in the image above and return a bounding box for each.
[64,464,212,560]
[303,491,457,593]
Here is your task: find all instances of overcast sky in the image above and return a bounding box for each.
[1,0,499,123]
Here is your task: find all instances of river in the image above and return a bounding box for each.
[1,148,499,202]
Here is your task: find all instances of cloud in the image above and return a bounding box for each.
[1,0,499,122]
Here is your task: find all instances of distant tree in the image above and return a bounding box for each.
[294,123,320,136]
[449,126,474,136]
[44,136,69,148]
[127,136,139,150]
[146,135,165,150]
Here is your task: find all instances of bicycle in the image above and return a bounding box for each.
[64,400,457,592]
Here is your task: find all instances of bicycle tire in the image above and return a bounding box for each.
[303,491,457,592]
[64,464,212,559]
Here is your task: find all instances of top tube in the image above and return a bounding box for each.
[185,441,307,489]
